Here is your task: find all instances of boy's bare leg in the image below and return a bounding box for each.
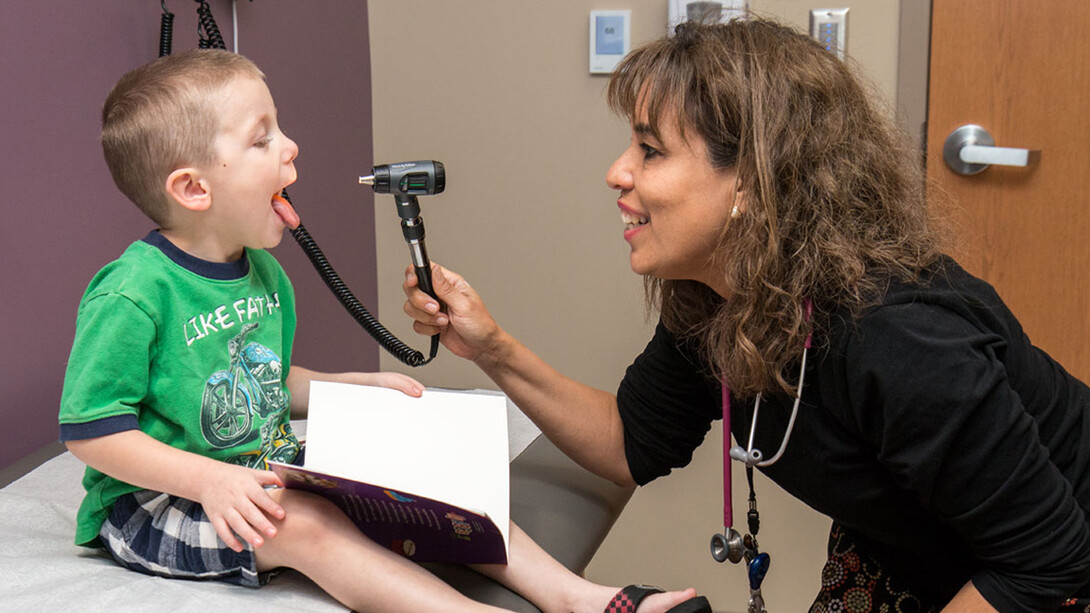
[470,522,698,613]
[254,489,507,613]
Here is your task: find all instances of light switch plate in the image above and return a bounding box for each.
[809,8,849,59]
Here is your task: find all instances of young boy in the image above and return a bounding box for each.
[58,50,703,613]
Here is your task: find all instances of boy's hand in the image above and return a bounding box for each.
[199,463,286,552]
[286,367,425,417]
[350,371,425,397]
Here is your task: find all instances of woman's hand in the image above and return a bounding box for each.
[403,262,505,364]
[404,262,633,484]
[198,463,286,553]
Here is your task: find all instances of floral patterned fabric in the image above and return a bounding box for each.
[809,525,936,613]
[809,524,1089,612]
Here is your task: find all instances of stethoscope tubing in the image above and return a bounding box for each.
[715,300,813,608]
[721,301,813,529]
[737,342,809,468]
[722,383,735,530]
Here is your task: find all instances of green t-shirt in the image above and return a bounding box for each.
[59,232,301,546]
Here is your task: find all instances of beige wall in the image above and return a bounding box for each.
[369,2,901,611]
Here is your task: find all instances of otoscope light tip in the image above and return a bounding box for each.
[358,175,375,186]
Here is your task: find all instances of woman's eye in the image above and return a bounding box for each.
[640,143,660,159]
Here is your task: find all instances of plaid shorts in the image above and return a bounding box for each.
[99,490,264,587]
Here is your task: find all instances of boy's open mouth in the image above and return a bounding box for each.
[272,192,300,229]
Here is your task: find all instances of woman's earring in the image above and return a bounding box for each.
[731,205,740,219]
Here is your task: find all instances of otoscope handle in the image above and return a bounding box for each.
[402,217,439,304]
[415,264,438,302]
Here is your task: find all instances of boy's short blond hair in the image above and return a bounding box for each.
[101,49,265,224]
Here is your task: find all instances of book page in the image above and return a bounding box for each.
[303,382,510,552]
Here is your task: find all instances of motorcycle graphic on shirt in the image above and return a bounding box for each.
[200,323,291,457]
[226,420,299,469]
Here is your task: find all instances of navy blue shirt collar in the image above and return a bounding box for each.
[141,230,250,280]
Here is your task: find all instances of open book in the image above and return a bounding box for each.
[269,382,510,565]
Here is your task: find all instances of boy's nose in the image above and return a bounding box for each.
[283,135,299,162]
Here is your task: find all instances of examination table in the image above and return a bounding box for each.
[0,400,634,611]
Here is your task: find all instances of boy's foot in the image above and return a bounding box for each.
[603,585,710,613]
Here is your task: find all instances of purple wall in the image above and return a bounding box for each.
[0,1,377,470]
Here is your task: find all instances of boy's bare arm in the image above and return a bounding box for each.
[285,365,424,418]
[65,430,285,552]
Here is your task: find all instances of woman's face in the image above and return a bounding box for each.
[606,107,740,295]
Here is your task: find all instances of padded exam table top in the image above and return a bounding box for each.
[0,398,634,612]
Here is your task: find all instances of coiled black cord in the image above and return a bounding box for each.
[159,2,174,57]
[290,222,438,367]
[195,0,226,50]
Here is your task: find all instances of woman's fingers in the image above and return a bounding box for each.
[411,317,443,337]
[404,298,446,331]
[403,268,444,322]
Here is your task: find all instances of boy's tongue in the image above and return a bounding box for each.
[272,194,300,230]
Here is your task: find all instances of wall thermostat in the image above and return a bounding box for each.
[589,10,631,74]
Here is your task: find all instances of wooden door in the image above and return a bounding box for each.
[926,0,1090,381]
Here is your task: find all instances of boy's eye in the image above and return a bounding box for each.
[640,143,661,160]
[254,136,273,148]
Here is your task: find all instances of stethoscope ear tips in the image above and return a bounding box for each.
[710,528,745,564]
[728,445,762,467]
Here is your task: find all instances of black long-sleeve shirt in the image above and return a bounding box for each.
[617,258,1090,611]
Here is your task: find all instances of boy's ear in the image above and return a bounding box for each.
[165,167,212,212]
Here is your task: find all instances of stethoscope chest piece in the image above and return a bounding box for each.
[710,527,745,563]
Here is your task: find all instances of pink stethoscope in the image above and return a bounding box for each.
[710,300,812,613]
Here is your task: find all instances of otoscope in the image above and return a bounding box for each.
[285,161,445,367]
[359,161,445,302]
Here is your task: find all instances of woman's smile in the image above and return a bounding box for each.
[619,201,649,241]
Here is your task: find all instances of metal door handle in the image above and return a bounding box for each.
[942,124,1040,176]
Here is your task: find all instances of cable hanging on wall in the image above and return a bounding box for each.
[194,0,226,49]
[159,1,174,57]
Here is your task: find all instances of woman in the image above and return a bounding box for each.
[404,18,1090,612]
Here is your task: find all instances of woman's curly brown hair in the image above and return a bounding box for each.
[607,17,946,398]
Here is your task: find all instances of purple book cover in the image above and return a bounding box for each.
[269,462,507,565]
